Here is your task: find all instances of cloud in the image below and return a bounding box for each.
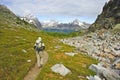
[0,0,109,22]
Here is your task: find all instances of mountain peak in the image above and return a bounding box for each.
[72,19,84,26]
[24,13,36,19]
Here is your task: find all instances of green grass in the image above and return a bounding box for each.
[0,26,38,80]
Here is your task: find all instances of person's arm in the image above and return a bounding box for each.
[34,43,36,49]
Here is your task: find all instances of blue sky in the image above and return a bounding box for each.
[0,0,109,23]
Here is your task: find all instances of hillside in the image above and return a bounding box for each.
[89,0,120,31]
[0,5,98,80]
[0,5,41,80]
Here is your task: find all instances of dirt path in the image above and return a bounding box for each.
[24,51,49,80]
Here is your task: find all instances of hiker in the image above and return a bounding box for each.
[34,37,45,68]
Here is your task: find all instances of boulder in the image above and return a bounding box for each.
[89,64,120,80]
[87,75,102,80]
[114,46,120,51]
[22,49,27,53]
[112,59,120,69]
[27,60,31,63]
[103,48,111,53]
[51,64,71,76]
[113,59,120,65]
[54,46,62,49]
[107,54,114,60]
[65,52,78,57]
[115,63,120,69]
[110,46,120,55]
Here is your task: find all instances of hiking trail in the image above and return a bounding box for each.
[24,51,48,80]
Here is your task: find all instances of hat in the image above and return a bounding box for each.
[38,37,42,41]
[36,37,42,43]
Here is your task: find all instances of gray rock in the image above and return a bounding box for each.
[27,60,31,63]
[103,48,111,53]
[114,46,120,51]
[87,75,102,80]
[51,64,71,76]
[22,49,27,53]
[65,52,78,57]
[113,59,120,66]
[89,64,120,80]
[54,45,62,49]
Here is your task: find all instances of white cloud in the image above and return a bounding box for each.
[0,0,109,22]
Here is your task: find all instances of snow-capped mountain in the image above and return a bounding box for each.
[42,20,59,28]
[72,19,90,29]
[72,19,84,26]
[20,14,42,29]
[42,19,90,30]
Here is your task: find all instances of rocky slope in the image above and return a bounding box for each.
[61,0,120,80]
[61,24,120,80]
[89,0,120,31]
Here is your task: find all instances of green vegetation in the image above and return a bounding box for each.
[42,30,86,38]
[89,18,115,32]
[0,25,43,80]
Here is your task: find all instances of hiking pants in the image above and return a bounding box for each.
[36,51,43,67]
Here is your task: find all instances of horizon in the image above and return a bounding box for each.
[1,0,109,24]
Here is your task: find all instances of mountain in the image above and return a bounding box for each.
[89,0,120,31]
[20,14,42,29]
[42,19,90,31]
[72,19,90,29]
[41,20,58,28]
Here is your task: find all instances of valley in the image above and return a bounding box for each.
[0,0,120,80]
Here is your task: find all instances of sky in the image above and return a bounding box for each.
[0,0,110,23]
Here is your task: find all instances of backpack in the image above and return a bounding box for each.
[34,41,45,52]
